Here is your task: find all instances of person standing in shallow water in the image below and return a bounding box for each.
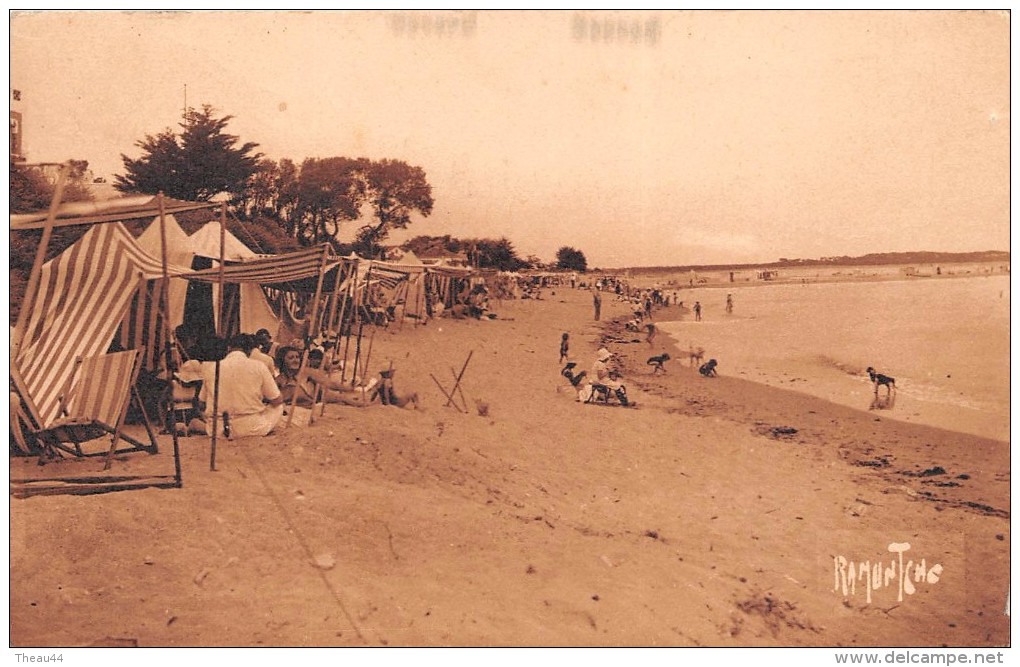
[726,293,734,314]
[694,301,702,321]
[593,291,602,321]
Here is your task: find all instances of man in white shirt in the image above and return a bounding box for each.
[199,333,283,438]
[249,338,277,375]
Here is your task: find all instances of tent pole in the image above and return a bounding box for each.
[395,278,409,331]
[350,261,371,385]
[318,259,347,417]
[328,260,350,346]
[413,273,422,328]
[157,193,183,487]
[360,313,378,387]
[12,162,69,356]
[301,245,330,425]
[210,203,227,472]
[338,260,357,386]
[306,245,330,342]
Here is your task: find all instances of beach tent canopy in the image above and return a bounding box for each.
[10,194,219,231]
[134,213,197,332]
[188,220,270,261]
[178,221,281,336]
[186,244,344,286]
[390,250,426,271]
[389,251,426,318]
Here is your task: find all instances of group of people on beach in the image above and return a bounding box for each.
[169,326,417,439]
[568,280,737,407]
[560,339,632,407]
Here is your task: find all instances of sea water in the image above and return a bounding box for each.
[658,275,1010,442]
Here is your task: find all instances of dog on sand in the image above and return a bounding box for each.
[646,352,670,374]
[685,345,705,367]
[699,359,718,377]
[866,367,896,397]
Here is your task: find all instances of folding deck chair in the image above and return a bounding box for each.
[32,349,159,461]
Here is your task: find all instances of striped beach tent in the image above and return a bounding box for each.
[13,222,194,428]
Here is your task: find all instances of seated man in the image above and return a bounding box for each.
[581,347,630,406]
[249,330,277,375]
[198,333,283,438]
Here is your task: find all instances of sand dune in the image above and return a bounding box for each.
[9,287,1009,648]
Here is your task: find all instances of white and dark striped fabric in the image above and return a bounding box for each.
[51,350,139,428]
[13,223,192,427]
[185,245,342,285]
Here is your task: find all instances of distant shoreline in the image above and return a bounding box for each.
[599,251,1009,274]
[599,260,1008,290]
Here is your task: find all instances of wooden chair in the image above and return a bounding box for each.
[32,350,158,462]
[167,377,202,436]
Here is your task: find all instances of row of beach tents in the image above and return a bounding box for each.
[9,192,478,468]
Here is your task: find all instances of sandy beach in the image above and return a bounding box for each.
[9,285,1010,648]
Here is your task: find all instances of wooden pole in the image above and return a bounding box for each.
[318,261,347,417]
[445,350,474,408]
[350,261,372,384]
[394,278,408,331]
[301,246,330,425]
[429,373,465,413]
[450,366,469,412]
[306,245,331,342]
[210,204,227,471]
[12,163,69,356]
[157,193,183,486]
[413,273,423,328]
[282,245,329,429]
[339,259,358,386]
[360,319,378,387]
[330,261,351,361]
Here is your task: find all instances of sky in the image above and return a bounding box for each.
[8,10,1012,268]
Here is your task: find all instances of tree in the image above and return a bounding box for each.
[10,160,93,213]
[467,237,528,271]
[115,104,262,201]
[403,235,462,256]
[353,159,434,257]
[556,246,588,272]
[291,157,368,246]
[10,160,95,324]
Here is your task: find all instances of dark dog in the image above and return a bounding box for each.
[866,367,895,397]
[589,380,630,406]
[561,362,587,388]
[699,359,718,377]
[589,383,613,403]
[647,352,670,374]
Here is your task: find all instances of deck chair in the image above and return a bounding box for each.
[10,361,47,456]
[10,390,34,454]
[32,349,158,461]
[167,377,202,436]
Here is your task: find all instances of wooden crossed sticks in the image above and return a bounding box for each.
[429,350,473,413]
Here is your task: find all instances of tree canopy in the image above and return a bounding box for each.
[236,155,434,254]
[556,246,588,272]
[115,105,262,201]
[352,159,434,257]
[403,234,531,271]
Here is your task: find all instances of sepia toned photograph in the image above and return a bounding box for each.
[8,9,1011,661]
